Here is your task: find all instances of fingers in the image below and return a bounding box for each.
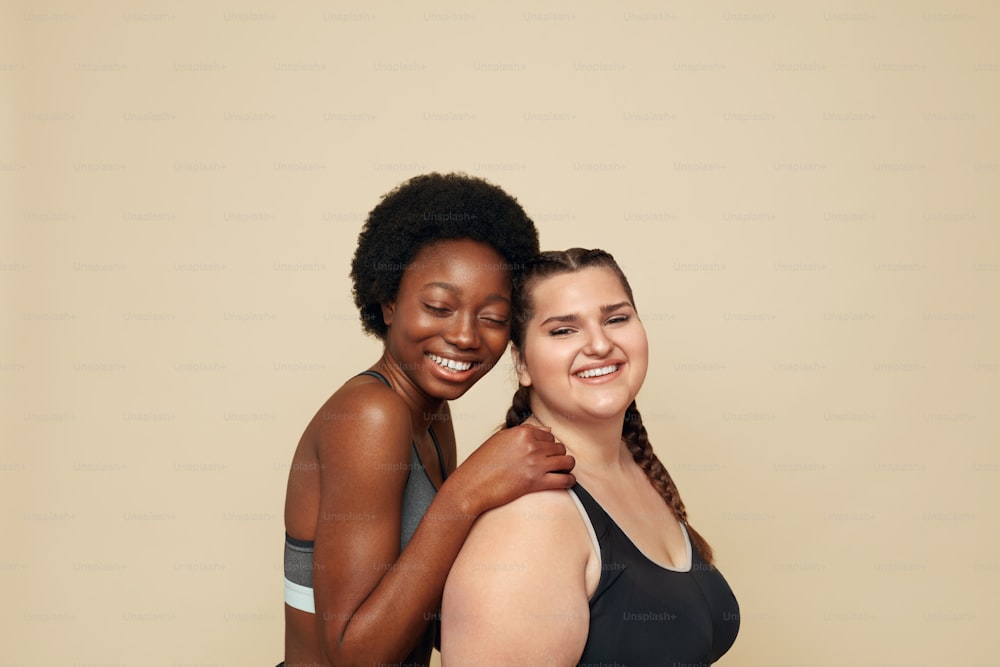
[522,425,555,442]
[540,471,576,490]
[543,454,575,474]
[533,439,567,458]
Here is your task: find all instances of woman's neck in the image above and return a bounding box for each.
[372,353,444,433]
[527,401,630,473]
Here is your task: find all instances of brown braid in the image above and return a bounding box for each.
[505,385,533,429]
[624,401,714,565]
[503,248,715,565]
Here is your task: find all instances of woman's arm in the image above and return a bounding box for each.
[441,489,594,667]
[308,385,575,666]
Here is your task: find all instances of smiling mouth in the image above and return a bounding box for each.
[574,364,619,379]
[427,353,475,372]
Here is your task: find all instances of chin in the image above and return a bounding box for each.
[427,375,484,401]
[581,399,634,421]
[584,409,630,423]
[437,386,472,401]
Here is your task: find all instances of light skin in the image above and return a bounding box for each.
[283,239,575,667]
[441,266,691,666]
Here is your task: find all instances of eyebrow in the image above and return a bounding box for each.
[539,301,633,326]
[422,281,510,304]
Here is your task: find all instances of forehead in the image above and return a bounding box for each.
[401,238,511,291]
[529,266,630,311]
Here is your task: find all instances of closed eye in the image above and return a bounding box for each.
[606,314,630,325]
[424,303,451,316]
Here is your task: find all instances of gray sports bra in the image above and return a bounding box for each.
[283,370,446,613]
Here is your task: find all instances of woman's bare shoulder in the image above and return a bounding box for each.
[475,488,580,529]
[305,373,411,446]
[443,491,592,664]
[458,488,589,564]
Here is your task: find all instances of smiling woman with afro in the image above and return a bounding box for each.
[350,171,541,339]
[279,171,575,667]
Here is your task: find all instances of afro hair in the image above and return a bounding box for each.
[350,172,540,339]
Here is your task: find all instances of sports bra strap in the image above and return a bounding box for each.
[355,369,447,481]
[356,369,391,387]
[427,425,447,482]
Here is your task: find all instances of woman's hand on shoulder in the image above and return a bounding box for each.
[445,425,576,517]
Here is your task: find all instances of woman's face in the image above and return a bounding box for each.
[382,238,512,402]
[515,266,648,424]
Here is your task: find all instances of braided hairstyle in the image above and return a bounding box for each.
[504,248,714,564]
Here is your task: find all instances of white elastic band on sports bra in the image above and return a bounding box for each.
[567,488,602,572]
[284,576,315,614]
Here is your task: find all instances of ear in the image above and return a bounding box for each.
[511,345,532,387]
[380,301,396,328]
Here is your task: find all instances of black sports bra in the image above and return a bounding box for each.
[572,483,740,665]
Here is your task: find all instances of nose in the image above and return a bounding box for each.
[583,324,612,357]
[443,313,480,350]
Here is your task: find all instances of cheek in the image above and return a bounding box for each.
[521,343,564,386]
[632,328,649,355]
[395,303,434,335]
[629,330,650,372]
[480,326,509,352]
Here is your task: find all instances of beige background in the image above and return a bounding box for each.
[3,1,997,664]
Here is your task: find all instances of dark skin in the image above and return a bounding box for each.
[283,239,576,666]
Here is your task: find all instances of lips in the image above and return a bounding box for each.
[427,352,476,373]
[572,360,628,383]
[574,363,619,379]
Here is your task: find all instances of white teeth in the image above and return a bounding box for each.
[428,353,473,372]
[575,364,618,379]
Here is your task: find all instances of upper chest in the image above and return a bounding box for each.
[577,469,689,571]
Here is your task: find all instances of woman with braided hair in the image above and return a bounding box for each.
[441,248,740,666]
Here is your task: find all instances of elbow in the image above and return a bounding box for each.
[318,635,359,667]
[314,619,351,667]
[318,628,393,667]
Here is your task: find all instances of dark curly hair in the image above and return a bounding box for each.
[350,172,540,339]
[504,248,715,565]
